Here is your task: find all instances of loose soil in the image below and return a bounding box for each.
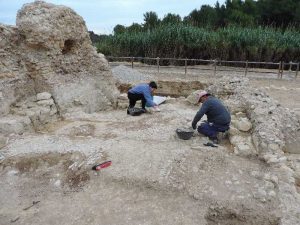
[1,67,299,225]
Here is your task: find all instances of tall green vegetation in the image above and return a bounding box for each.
[93,0,300,62]
[96,25,300,62]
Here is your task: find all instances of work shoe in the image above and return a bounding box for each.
[203,142,218,148]
[217,131,229,142]
[209,137,219,144]
[127,107,132,115]
[127,107,144,116]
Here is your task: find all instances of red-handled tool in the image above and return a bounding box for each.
[92,161,112,171]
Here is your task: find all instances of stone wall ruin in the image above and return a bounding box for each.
[205,77,300,225]
[0,1,119,132]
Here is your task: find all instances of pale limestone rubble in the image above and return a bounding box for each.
[206,76,300,225]
[184,76,300,224]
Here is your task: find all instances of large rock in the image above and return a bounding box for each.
[186,90,200,105]
[0,116,32,134]
[284,130,300,154]
[0,1,119,120]
[36,92,52,101]
[0,135,8,149]
[234,117,252,132]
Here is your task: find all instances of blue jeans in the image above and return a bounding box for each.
[197,121,229,138]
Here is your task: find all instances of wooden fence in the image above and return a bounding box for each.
[106,56,299,79]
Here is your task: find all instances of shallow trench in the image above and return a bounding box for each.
[117,80,208,97]
[205,205,280,225]
[0,151,280,225]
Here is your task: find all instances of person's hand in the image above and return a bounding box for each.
[153,105,160,112]
[192,122,196,130]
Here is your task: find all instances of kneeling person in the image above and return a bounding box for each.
[192,91,231,143]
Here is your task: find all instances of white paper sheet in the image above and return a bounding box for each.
[153,96,166,105]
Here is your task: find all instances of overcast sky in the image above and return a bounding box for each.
[0,0,225,34]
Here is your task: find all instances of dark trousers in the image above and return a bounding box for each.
[197,121,229,138]
[128,92,146,109]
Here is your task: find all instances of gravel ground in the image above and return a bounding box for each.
[0,65,299,225]
[0,99,281,225]
[112,65,153,83]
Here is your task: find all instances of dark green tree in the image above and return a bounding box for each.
[184,5,218,27]
[294,1,300,26]
[215,1,226,27]
[161,13,181,25]
[143,11,160,31]
[198,5,218,27]
[224,0,256,26]
[184,9,201,26]
[258,0,299,27]
[113,24,126,35]
[127,23,143,33]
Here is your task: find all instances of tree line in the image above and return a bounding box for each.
[92,0,300,63]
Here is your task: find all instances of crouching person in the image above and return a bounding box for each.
[127,81,158,114]
[191,91,231,144]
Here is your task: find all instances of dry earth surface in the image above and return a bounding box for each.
[0,98,279,225]
[1,65,299,225]
[0,2,299,225]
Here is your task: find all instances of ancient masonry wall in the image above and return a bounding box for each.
[208,77,300,225]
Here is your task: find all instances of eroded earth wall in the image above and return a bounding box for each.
[0,1,119,131]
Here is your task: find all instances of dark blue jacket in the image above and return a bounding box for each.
[192,96,231,128]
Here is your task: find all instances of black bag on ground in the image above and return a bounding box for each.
[128,107,144,116]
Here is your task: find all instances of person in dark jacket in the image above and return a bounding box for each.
[127,81,158,114]
[192,90,231,143]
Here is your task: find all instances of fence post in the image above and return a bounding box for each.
[296,63,299,79]
[278,61,282,79]
[214,59,217,76]
[131,57,134,69]
[289,61,292,76]
[280,62,284,79]
[156,57,160,73]
[245,60,248,76]
[184,58,187,75]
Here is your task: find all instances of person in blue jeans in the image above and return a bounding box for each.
[191,90,231,144]
[127,81,158,114]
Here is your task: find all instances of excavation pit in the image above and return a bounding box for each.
[0,1,299,223]
[117,80,208,97]
[0,95,288,224]
[205,204,280,225]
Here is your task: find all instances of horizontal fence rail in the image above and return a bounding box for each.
[106,56,299,79]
